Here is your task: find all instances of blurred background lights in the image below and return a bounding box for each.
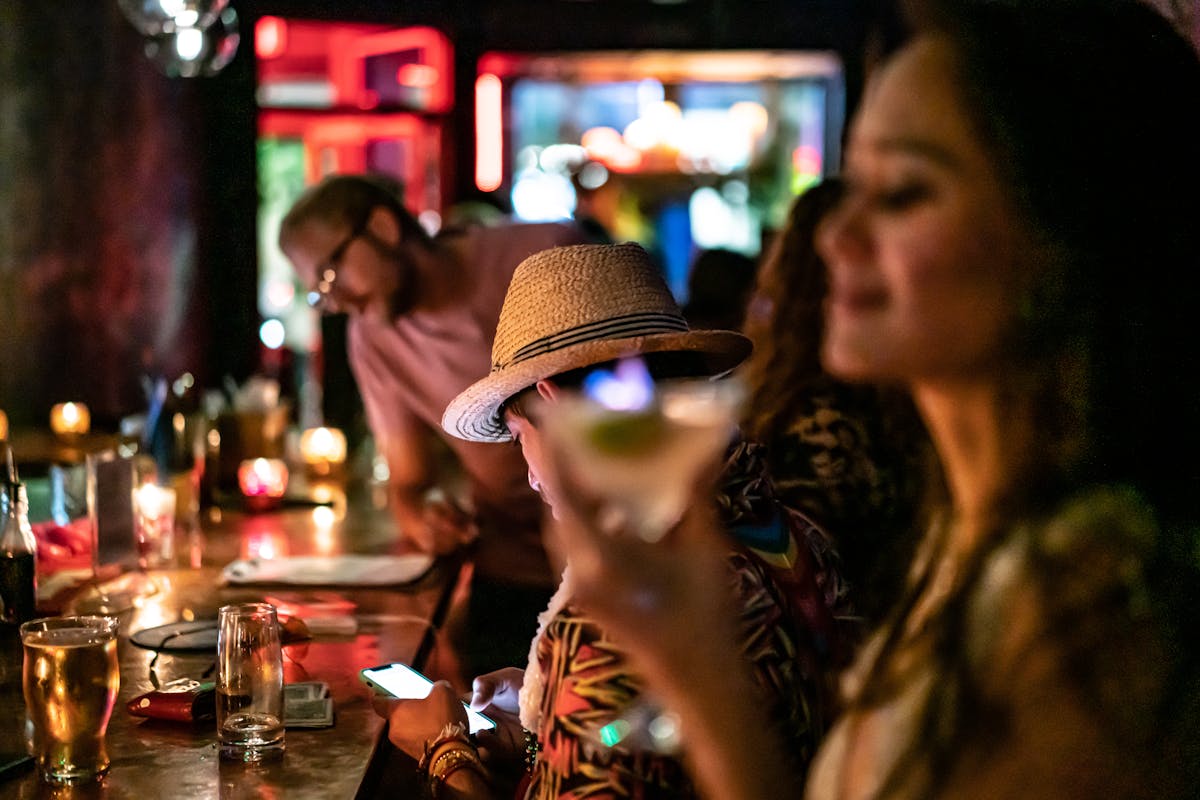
[118,0,229,36]
[515,145,541,172]
[172,372,195,396]
[791,143,824,193]
[264,278,295,312]
[635,78,665,113]
[511,169,576,222]
[254,16,287,59]
[581,127,623,161]
[128,1,240,78]
[689,186,756,254]
[622,117,658,152]
[397,63,439,88]
[259,318,286,350]
[474,72,504,192]
[723,179,749,205]
[417,209,443,235]
[729,100,770,138]
[583,358,655,411]
[175,27,205,61]
[539,143,588,174]
[312,505,336,529]
[577,161,608,190]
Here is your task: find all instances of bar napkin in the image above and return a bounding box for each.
[220,554,434,587]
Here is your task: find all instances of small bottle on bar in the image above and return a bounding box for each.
[0,443,38,625]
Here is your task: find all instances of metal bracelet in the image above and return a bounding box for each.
[428,745,485,797]
[418,721,472,774]
[522,727,542,771]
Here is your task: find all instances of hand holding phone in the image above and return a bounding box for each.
[361,662,497,734]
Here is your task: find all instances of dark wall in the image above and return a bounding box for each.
[0,2,212,429]
[0,0,879,433]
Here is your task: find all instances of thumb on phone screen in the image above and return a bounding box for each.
[471,667,525,713]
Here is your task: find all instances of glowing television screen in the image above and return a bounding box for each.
[476,49,843,299]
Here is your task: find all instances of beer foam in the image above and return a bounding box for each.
[24,628,115,649]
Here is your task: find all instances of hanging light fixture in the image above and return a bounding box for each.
[118,0,230,36]
[140,4,240,78]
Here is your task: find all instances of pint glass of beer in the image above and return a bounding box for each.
[217,603,285,761]
[20,615,120,784]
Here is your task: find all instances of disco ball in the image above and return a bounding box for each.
[143,5,239,78]
[118,0,230,37]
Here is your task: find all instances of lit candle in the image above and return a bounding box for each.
[132,483,176,569]
[0,409,7,440]
[238,458,289,511]
[298,426,348,478]
[134,483,171,519]
[50,402,91,437]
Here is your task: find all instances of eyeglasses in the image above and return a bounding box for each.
[307,219,368,312]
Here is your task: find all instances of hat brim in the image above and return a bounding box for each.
[442,330,751,442]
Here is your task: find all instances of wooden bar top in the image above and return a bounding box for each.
[0,483,462,799]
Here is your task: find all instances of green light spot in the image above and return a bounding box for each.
[599,719,631,747]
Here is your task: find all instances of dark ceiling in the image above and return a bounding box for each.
[242,0,876,51]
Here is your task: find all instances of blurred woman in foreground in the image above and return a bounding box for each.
[552,2,1200,797]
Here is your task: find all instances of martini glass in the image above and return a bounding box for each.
[540,362,744,753]
[542,371,744,544]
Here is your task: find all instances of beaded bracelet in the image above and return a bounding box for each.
[418,722,473,774]
[522,727,542,771]
[428,744,486,796]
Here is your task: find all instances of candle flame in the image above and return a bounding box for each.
[238,458,289,498]
[300,427,348,466]
[50,402,91,435]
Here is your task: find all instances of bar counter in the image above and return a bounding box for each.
[0,482,464,799]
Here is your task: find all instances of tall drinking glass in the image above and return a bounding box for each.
[20,615,121,785]
[75,451,138,613]
[541,368,744,753]
[217,603,285,761]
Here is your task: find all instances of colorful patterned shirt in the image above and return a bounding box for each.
[524,440,840,799]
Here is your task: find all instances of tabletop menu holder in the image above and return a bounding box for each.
[87,448,138,571]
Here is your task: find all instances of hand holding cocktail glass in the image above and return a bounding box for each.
[540,360,743,753]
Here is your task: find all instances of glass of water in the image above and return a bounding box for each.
[217,603,285,761]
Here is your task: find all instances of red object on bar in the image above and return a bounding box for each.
[127,681,215,723]
[238,458,289,511]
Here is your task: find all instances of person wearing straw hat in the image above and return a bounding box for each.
[373,242,840,799]
[279,173,593,677]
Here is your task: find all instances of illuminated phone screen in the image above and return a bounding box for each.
[361,663,497,733]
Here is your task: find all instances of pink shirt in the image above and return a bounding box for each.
[348,222,588,586]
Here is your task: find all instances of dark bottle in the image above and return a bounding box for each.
[0,445,38,626]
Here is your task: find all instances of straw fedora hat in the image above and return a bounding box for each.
[442,242,751,442]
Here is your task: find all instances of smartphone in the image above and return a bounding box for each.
[360,662,497,734]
